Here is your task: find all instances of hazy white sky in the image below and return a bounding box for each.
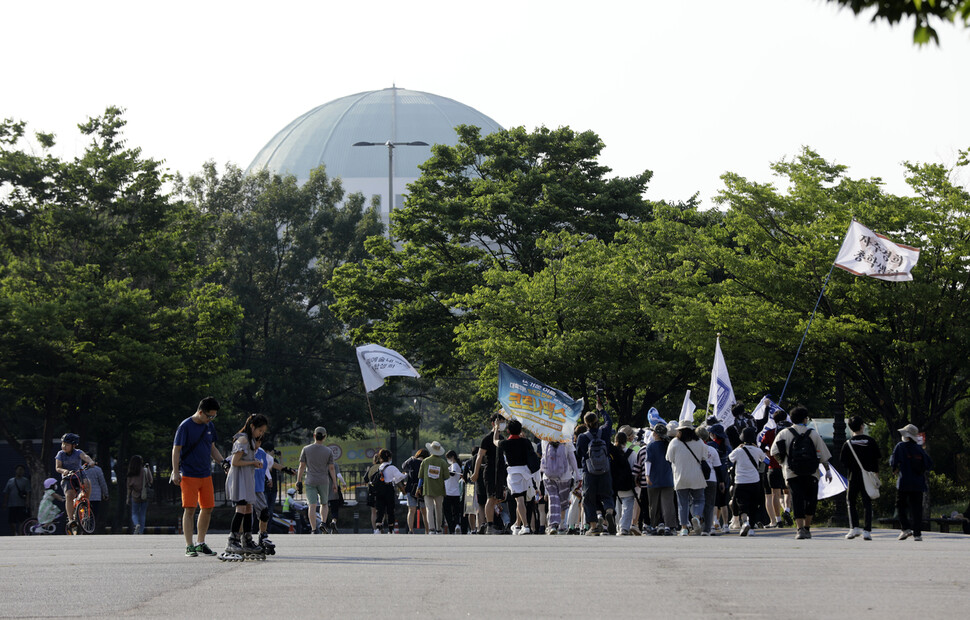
[4,0,969,207]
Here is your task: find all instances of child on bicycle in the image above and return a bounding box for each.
[224,414,269,556]
[55,433,96,531]
[38,478,64,527]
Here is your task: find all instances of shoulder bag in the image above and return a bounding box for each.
[846,438,880,499]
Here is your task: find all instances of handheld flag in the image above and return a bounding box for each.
[707,337,736,427]
[679,390,697,423]
[356,344,421,393]
[817,465,847,500]
[751,395,784,422]
[834,220,920,282]
[497,363,584,443]
[647,407,665,428]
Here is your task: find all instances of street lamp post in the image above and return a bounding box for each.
[352,140,429,229]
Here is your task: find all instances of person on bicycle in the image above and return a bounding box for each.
[55,433,96,531]
[37,478,64,529]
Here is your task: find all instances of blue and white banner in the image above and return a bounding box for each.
[817,464,847,500]
[497,362,584,443]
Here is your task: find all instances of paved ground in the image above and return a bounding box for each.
[2,528,969,618]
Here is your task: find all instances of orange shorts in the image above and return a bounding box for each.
[180,475,215,509]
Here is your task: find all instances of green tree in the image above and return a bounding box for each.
[0,109,245,512]
[828,0,970,44]
[707,147,970,436]
[180,163,387,437]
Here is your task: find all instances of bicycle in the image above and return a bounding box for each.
[22,510,64,535]
[65,466,96,535]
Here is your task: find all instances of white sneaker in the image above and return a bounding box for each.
[679,528,689,536]
[519,526,531,535]
[511,525,522,535]
[862,530,872,541]
[740,518,751,537]
[454,526,462,535]
[898,529,913,540]
[846,527,862,540]
[700,531,710,536]
[691,516,701,533]
[373,529,380,535]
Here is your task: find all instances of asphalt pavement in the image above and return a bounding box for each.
[2,527,969,618]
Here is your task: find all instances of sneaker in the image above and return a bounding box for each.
[195,542,216,556]
[566,527,580,535]
[605,510,617,535]
[133,524,142,535]
[454,526,462,535]
[630,525,642,536]
[185,545,198,557]
[312,526,323,534]
[782,511,794,526]
[846,527,862,540]
[519,526,531,535]
[862,530,872,541]
[663,527,674,536]
[700,531,710,536]
[898,529,913,540]
[585,523,604,536]
[691,516,701,533]
[329,523,339,534]
[740,519,751,537]
[547,526,559,535]
[485,523,499,535]
[804,527,812,539]
[373,528,381,535]
[795,528,807,540]
[913,535,922,541]
[678,528,689,536]
[478,524,487,535]
[510,524,522,535]
[618,530,631,536]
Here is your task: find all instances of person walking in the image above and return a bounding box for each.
[728,427,768,537]
[642,424,676,535]
[610,432,637,536]
[126,455,153,534]
[3,465,31,536]
[85,457,109,534]
[418,441,450,534]
[172,397,226,557]
[890,424,933,542]
[576,399,615,536]
[497,420,535,535]
[770,406,833,540]
[295,426,337,535]
[840,416,881,541]
[665,422,710,536]
[540,435,579,535]
[372,449,406,533]
[470,413,507,535]
[401,448,429,533]
[444,450,463,534]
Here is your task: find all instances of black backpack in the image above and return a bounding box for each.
[908,444,927,475]
[787,428,820,476]
[586,432,611,475]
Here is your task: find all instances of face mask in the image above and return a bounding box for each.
[498,422,507,432]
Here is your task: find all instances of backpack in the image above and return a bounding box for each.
[787,428,820,476]
[542,442,569,479]
[585,432,611,475]
[611,447,635,491]
[369,463,392,493]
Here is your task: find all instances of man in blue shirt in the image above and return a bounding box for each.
[172,397,226,557]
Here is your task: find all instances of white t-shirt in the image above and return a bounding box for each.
[705,445,721,483]
[729,445,768,485]
[444,461,462,496]
[380,463,407,485]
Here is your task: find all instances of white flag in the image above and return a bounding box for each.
[817,464,847,499]
[355,344,421,393]
[707,337,736,427]
[679,390,696,423]
[834,220,920,282]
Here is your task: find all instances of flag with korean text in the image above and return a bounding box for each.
[356,344,421,393]
[497,363,584,443]
[834,220,920,282]
[707,337,736,427]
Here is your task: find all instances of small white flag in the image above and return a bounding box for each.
[707,337,736,427]
[817,464,847,500]
[834,220,920,282]
[679,390,696,423]
[355,344,421,393]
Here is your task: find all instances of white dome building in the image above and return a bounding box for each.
[247,87,503,230]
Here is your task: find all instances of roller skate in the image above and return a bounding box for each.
[258,532,276,556]
[240,533,266,560]
[218,534,244,562]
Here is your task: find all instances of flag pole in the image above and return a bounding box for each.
[364,391,382,446]
[778,261,837,406]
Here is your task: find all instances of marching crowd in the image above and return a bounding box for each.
[361,397,939,542]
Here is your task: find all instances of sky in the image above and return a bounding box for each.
[4,0,970,208]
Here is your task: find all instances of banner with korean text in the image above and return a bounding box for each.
[497,362,584,443]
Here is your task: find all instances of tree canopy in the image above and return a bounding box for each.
[829,0,970,44]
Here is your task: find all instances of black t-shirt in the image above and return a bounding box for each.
[480,432,502,470]
[840,434,881,477]
[497,436,532,468]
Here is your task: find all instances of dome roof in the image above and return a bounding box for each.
[247,87,503,185]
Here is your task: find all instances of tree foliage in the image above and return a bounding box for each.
[829,0,970,44]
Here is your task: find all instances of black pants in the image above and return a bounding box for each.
[787,475,819,520]
[846,475,873,531]
[636,488,650,529]
[375,487,397,529]
[896,490,923,536]
[733,482,762,521]
[444,495,462,531]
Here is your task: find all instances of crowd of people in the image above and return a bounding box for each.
[3,393,961,549]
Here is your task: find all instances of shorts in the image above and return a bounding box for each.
[63,474,88,494]
[180,475,215,510]
[507,466,533,497]
[406,492,424,507]
[305,483,330,505]
[253,490,267,513]
[768,468,786,490]
[485,466,506,500]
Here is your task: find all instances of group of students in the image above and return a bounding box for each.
[364,397,937,542]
